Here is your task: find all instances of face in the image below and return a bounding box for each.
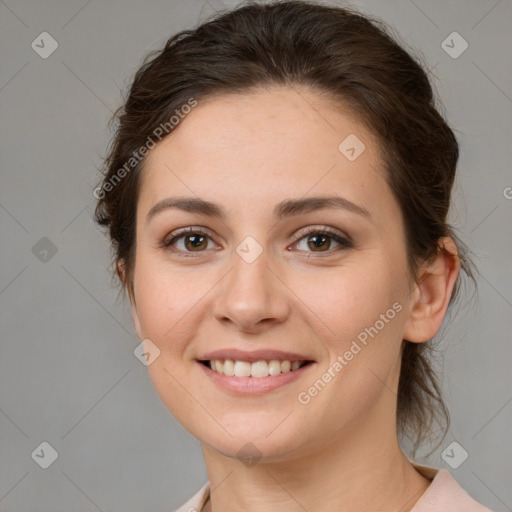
[130,87,417,462]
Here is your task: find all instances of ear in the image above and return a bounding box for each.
[117,259,144,340]
[403,237,460,343]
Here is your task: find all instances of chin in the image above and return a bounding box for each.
[196,420,312,464]
[203,437,302,465]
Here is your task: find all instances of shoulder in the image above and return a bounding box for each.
[172,482,210,512]
[411,462,494,512]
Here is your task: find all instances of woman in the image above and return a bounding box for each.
[94,1,492,510]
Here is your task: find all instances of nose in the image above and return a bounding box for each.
[212,245,290,334]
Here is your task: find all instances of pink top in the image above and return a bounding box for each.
[173,462,493,511]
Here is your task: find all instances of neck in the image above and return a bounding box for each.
[201,417,431,511]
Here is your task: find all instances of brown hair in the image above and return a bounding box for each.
[94,0,476,456]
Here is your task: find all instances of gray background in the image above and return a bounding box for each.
[0,0,511,510]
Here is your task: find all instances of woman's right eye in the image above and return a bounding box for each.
[162,229,217,255]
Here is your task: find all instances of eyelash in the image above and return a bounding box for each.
[160,226,353,258]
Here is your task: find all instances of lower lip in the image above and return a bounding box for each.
[198,361,314,395]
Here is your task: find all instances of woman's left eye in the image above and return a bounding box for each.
[293,229,352,254]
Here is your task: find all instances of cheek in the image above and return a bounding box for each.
[295,258,402,339]
[296,267,404,434]
[299,259,406,393]
[132,252,195,351]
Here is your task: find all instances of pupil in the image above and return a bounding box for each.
[188,235,205,249]
[309,234,328,250]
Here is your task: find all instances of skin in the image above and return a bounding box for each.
[125,86,460,511]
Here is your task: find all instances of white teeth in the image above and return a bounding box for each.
[268,360,282,375]
[223,359,235,376]
[234,361,251,377]
[207,359,306,377]
[251,361,269,378]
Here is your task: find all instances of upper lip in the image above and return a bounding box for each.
[197,349,314,363]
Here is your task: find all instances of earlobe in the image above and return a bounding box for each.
[118,258,144,340]
[131,301,144,341]
[117,258,127,286]
[128,283,143,340]
[403,237,460,343]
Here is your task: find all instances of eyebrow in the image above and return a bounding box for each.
[146,195,371,224]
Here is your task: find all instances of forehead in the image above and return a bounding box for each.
[138,87,389,221]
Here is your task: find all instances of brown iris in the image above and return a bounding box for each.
[307,234,331,251]
[184,234,208,251]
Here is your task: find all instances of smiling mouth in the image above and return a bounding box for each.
[199,359,312,378]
